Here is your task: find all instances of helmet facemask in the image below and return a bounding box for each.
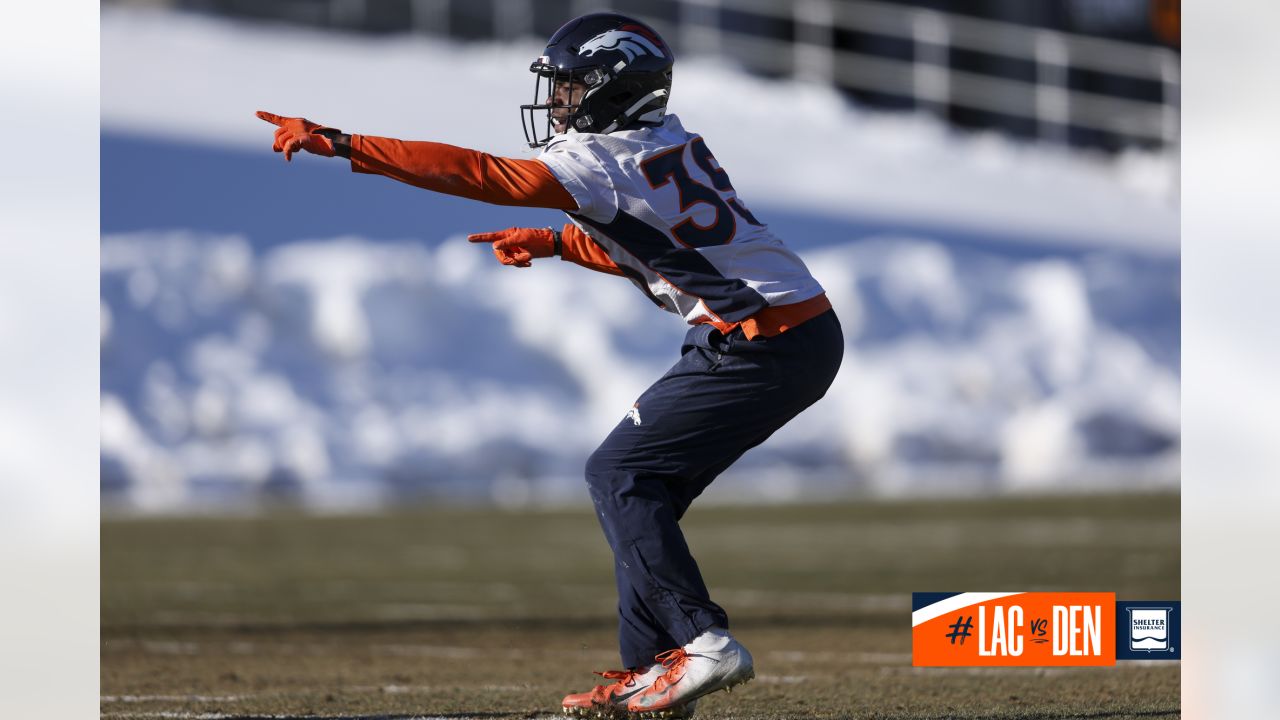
[520,61,609,148]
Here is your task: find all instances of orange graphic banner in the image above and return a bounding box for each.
[913,592,1116,666]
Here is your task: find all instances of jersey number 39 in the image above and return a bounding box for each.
[641,137,763,248]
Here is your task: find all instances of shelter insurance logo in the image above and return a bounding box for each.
[912,592,1116,666]
[1116,601,1181,660]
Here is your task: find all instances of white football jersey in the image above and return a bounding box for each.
[537,114,824,327]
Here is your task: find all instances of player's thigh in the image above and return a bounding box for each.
[589,349,807,482]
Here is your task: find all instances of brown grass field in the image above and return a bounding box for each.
[101,492,1179,719]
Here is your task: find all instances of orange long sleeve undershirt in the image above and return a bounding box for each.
[348,134,579,210]
[347,134,624,276]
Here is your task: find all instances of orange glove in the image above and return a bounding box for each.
[467,227,557,268]
[255,110,337,161]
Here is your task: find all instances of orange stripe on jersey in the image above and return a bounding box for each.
[559,224,624,276]
[741,293,832,339]
[705,293,832,340]
[348,135,578,210]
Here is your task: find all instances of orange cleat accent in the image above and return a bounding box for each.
[561,667,655,718]
[624,649,691,715]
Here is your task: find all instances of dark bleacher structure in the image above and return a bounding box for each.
[112,0,1180,152]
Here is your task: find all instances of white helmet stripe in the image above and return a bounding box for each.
[622,89,666,119]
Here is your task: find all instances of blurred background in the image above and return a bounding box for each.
[100,0,1181,514]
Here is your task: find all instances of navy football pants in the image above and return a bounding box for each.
[584,309,844,668]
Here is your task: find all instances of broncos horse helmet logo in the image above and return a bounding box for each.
[577,27,666,63]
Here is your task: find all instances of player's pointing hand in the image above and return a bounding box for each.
[468,227,558,268]
[255,110,338,162]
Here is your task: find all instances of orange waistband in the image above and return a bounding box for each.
[710,293,833,341]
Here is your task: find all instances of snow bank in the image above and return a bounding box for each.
[100,231,1179,510]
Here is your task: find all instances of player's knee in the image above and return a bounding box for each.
[587,447,649,502]
[583,447,620,490]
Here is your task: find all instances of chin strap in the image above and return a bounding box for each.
[600,89,669,134]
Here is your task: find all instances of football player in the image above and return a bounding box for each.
[257,12,843,718]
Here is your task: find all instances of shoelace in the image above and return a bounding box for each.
[594,669,641,689]
[649,648,691,692]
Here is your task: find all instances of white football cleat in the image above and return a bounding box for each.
[625,628,754,717]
